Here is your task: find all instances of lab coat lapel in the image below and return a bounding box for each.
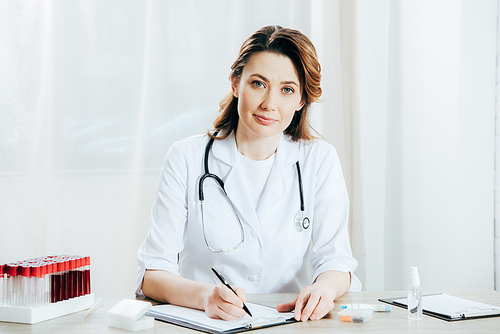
[211,134,259,228]
[256,135,300,220]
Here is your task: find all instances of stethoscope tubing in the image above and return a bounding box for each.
[198,133,310,253]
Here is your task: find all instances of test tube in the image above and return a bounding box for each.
[21,263,31,307]
[52,261,61,303]
[74,256,80,298]
[84,256,91,295]
[32,264,43,306]
[4,264,10,306]
[78,256,84,297]
[0,264,4,306]
[52,260,59,303]
[69,256,77,299]
[63,257,69,301]
[43,262,51,305]
[7,263,19,306]
[58,259,64,302]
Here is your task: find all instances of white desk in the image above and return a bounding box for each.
[1,291,499,333]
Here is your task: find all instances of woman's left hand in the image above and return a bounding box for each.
[276,270,350,321]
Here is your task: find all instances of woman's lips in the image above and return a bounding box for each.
[254,114,277,126]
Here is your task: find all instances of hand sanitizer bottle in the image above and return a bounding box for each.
[408,266,422,320]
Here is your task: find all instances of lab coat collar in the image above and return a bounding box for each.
[210,132,300,229]
[274,133,300,168]
[211,132,237,167]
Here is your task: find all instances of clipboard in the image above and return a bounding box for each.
[379,293,500,322]
[145,302,296,333]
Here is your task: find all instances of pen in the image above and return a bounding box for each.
[84,297,104,319]
[211,266,252,317]
[340,303,392,312]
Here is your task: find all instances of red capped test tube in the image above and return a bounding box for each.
[78,256,84,297]
[20,263,31,307]
[84,256,91,295]
[63,257,69,301]
[31,263,43,306]
[0,264,5,306]
[7,263,19,306]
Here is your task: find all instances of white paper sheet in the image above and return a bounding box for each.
[147,302,294,331]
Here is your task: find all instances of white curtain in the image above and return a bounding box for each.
[0,0,353,297]
[354,0,497,291]
[4,0,494,298]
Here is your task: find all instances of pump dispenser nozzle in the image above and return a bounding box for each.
[410,266,420,286]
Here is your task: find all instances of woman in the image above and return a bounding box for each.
[137,25,361,322]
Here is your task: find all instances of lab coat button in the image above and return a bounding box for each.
[251,230,258,238]
[248,275,256,282]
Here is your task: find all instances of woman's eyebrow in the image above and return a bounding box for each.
[250,73,299,87]
[250,73,270,83]
[281,80,299,87]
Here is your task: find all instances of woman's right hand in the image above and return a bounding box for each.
[203,284,248,320]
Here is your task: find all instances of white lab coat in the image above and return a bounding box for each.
[137,132,361,294]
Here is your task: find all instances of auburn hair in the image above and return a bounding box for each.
[210,25,322,141]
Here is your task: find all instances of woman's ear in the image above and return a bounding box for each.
[231,75,239,98]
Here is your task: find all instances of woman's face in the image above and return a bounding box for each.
[232,51,304,143]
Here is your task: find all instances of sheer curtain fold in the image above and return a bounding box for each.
[356,0,496,291]
[0,0,351,297]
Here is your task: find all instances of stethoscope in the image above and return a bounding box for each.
[198,134,310,253]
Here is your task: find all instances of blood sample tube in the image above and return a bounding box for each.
[74,256,80,298]
[52,261,58,303]
[85,256,91,295]
[69,256,76,298]
[78,256,84,297]
[66,257,72,299]
[54,261,62,303]
[63,257,69,301]
[58,257,63,301]
[50,260,55,303]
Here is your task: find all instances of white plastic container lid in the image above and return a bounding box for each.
[107,299,152,322]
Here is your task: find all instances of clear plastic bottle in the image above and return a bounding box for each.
[408,266,423,320]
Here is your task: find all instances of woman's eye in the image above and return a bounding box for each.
[252,81,264,88]
[283,87,294,94]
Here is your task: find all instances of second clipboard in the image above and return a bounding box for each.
[379,293,500,321]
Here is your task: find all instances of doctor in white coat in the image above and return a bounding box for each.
[137,25,361,322]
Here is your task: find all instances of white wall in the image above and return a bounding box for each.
[357,0,496,291]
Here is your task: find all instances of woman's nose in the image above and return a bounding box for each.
[261,90,277,111]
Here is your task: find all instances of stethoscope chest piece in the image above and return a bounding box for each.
[294,211,310,232]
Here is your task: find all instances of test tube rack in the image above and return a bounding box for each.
[0,293,94,324]
[0,255,94,324]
